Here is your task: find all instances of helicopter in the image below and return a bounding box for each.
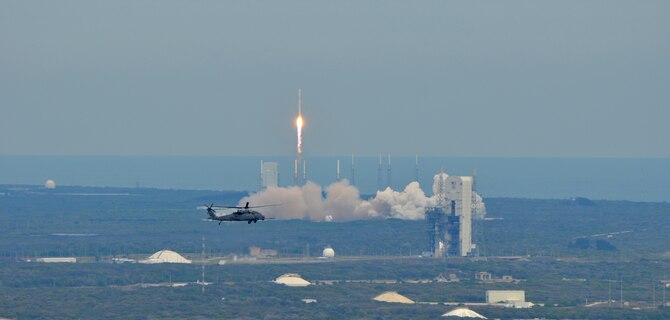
[203,202,277,224]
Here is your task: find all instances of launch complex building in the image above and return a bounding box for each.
[426,172,477,257]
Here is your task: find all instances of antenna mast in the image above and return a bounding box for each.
[201,236,206,294]
[415,154,419,182]
[377,153,383,191]
[387,154,392,190]
[293,159,298,185]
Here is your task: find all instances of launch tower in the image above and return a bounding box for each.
[426,170,475,257]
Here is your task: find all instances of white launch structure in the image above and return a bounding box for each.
[427,170,476,257]
[445,175,474,256]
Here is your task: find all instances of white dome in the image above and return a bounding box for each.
[44,179,56,189]
[140,250,192,264]
[442,307,487,318]
[373,291,415,304]
[274,273,311,287]
[322,247,335,258]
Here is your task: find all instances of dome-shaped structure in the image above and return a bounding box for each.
[372,291,415,304]
[322,247,335,258]
[140,250,192,264]
[442,307,486,318]
[274,273,311,287]
[44,179,56,189]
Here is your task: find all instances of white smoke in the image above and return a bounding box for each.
[240,174,485,221]
[473,192,487,219]
[355,182,428,220]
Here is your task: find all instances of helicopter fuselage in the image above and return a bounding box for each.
[209,209,266,224]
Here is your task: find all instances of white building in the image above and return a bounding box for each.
[433,173,474,256]
[36,257,76,263]
[446,175,473,256]
[486,290,525,304]
[486,290,533,308]
[261,161,279,189]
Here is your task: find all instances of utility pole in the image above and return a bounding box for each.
[608,280,612,307]
[653,281,656,307]
[619,275,623,309]
[201,236,206,294]
[663,280,666,307]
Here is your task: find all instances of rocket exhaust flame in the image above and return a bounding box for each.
[296,115,303,154]
[296,89,304,154]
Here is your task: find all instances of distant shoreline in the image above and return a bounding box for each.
[2,183,668,204]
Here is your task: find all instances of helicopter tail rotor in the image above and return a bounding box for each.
[205,203,218,218]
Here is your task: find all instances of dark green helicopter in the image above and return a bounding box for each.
[203,202,277,224]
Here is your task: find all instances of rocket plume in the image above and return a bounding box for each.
[296,115,303,154]
[296,89,304,154]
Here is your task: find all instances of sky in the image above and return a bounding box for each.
[1,1,669,157]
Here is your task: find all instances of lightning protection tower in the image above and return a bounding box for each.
[377,153,383,191]
[386,154,392,190]
[336,159,341,181]
[415,154,420,183]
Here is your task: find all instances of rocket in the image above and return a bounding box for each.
[296,89,304,155]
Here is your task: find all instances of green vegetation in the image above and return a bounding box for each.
[1,185,669,319]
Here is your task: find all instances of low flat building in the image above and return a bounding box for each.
[249,246,278,258]
[486,290,534,308]
[35,257,76,263]
[486,290,525,304]
[476,272,492,281]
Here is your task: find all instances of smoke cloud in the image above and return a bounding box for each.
[240,175,486,221]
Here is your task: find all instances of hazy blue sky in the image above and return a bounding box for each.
[1,1,668,157]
